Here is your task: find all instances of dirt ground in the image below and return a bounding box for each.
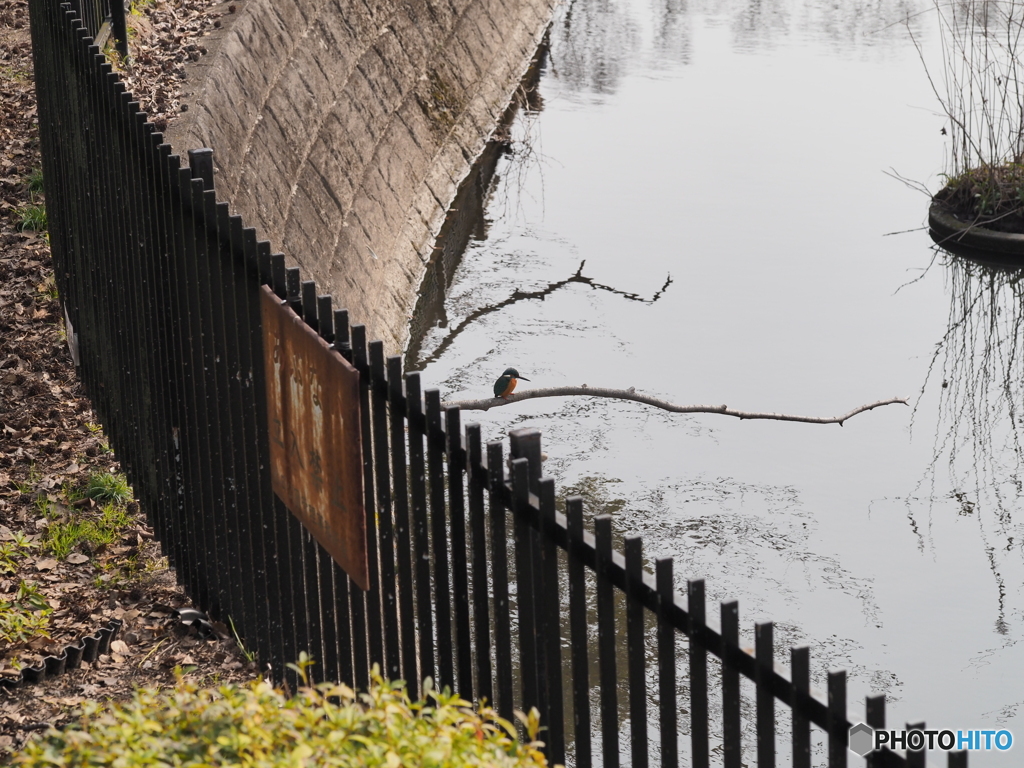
[0,0,258,758]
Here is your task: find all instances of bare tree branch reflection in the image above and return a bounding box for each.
[409,261,673,369]
[917,247,1024,634]
[917,249,1024,506]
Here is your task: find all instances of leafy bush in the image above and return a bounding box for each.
[16,663,552,768]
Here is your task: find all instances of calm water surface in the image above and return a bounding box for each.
[409,0,1024,763]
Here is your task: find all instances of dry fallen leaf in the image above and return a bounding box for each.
[65,553,89,565]
[109,640,130,655]
[34,558,57,571]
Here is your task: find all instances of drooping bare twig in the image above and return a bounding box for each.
[442,386,909,425]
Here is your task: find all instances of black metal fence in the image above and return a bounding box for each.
[28,1,969,766]
[67,0,126,58]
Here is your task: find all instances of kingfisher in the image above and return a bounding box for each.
[493,368,530,399]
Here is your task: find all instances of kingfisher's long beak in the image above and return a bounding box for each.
[518,376,530,382]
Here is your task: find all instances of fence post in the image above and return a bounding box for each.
[792,647,811,768]
[405,372,433,694]
[688,579,709,768]
[595,515,619,768]
[466,424,492,708]
[568,497,591,767]
[109,0,127,59]
[509,455,539,716]
[487,440,514,721]
[755,622,775,768]
[827,670,847,768]
[625,536,648,768]
[509,428,542,495]
[538,477,564,765]
[509,429,544,719]
[906,721,926,768]
[445,406,473,697]
[721,600,741,768]
[866,694,885,768]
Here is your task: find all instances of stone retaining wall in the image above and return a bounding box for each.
[168,0,554,352]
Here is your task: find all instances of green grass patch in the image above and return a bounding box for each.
[27,167,44,196]
[84,471,132,504]
[44,503,132,560]
[17,202,47,232]
[0,581,52,645]
[16,662,552,768]
[0,532,36,575]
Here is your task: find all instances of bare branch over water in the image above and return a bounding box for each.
[444,387,908,425]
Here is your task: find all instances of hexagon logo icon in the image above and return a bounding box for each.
[849,722,875,757]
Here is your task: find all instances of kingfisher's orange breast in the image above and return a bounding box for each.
[501,378,517,398]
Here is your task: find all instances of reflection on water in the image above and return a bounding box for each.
[918,246,1024,639]
[549,0,930,103]
[410,261,672,370]
[920,250,1024,492]
[553,0,644,95]
[406,45,549,370]
[406,0,1024,762]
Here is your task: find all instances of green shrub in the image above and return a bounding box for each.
[16,664,552,767]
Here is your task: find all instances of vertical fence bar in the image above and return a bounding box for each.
[267,254,308,675]
[625,536,648,768]
[388,356,417,688]
[466,424,492,707]
[189,164,235,622]
[689,579,709,768]
[792,647,811,768]
[487,440,514,722]
[510,429,544,717]
[184,171,226,614]
[314,295,343,683]
[445,407,474,698]
[866,695,885,768]
[511,456,537,713]
[170,159,211,611]
[353,326,383,680]
[289,284,322,679]
[425,389,453,689]
[239,226,286,673]
[906,721,925,768]
[828,671,848,768]
[595,514,619,768]
[567,497,591,768]
[222,207,267,667]
[406,373,433,690]
[369,340,399,680]
[756,621,775,768]
[109,0,127,57]
[656,558,677,768]
[335,313,366,690]
[538,477,564,765]
[721,600,741,768]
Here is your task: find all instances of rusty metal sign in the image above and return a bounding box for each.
[260,286,368,590]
